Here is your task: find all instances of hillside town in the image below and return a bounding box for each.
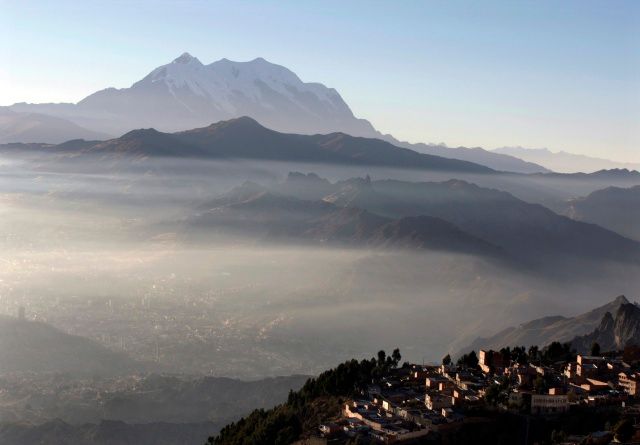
[300,345,640,444]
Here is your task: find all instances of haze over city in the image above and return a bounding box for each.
[1,1,640,444]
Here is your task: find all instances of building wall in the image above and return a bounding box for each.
[531,394,569,414]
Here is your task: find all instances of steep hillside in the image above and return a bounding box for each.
[572,302,640,353]
[0,420,219,445]
[0,315,142,375]
[461,296,631,353]
[563,185,640,241]
[0,109,108,144]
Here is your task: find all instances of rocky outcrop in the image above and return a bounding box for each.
[571,303,640,353]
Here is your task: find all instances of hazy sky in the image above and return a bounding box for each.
[1,0,638,161]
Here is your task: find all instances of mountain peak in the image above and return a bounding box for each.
[172,52,202,66]
[614,295,630,305]
[210,116,265,130]
[121,128,162,139]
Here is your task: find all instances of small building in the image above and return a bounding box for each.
[478,349,507,373]
[531,394,569,415]
[619,372,640,396]
[425,393,453,411]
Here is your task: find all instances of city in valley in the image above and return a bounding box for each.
[1,1,639,444]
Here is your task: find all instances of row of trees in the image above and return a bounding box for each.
[208,349,402,445]
[444,341,579,370]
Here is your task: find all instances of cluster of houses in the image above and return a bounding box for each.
[300,349,640,444]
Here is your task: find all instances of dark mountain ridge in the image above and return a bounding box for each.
[1,117,495,173]
[186,172,640,272]
[563,185,640,241]
[188,181,502,257]
[320,177,640,266]
[0,315,143,375]
[572,302,640,354]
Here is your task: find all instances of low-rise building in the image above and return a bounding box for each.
[530,394,569,414]
[425,393,453,411]
[619,372,640,396]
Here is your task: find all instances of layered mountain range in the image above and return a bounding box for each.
[3,53,551,173]
[188,179,502,258]
[0,116,494,173]
[495,146,640,174]
[6,54,374,139]
[186,172,640,268]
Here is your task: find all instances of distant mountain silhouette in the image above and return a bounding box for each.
[0,315,142,375]
[390,139,549,173]
[494,146,640,174]
[7,54,376,139]
[188,172,640,266]
[189,181,501,257]
[536,168,640,180]
[563,185,640,241]
[3,117,495,173]
[321,177,640,265]
[0,109,108,144]
[5,53,548,173]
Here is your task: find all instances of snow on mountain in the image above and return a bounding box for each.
[135,53,349,121]
[5,53,551,173]
[53,52,375,137]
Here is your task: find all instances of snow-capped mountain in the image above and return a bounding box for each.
[10,53,377,138]
[5,52,550,172]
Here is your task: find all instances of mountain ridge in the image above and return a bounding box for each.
[563,185,640,241]
[5,53,549,173]
[188,181,503,257]
[3,116,496,173]
[571,302,640,353]
[0,315,143,375]
[460,295,632,354]
[495,146,640,174]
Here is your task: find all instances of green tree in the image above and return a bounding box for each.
[534,375,547,394]
[591,342,601,356]
[209,349,402,445]
[442,354,452,366]
[377,350,386,365]
[543,341,574,364]
[457,351,479,369]
[391,348,402,366]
